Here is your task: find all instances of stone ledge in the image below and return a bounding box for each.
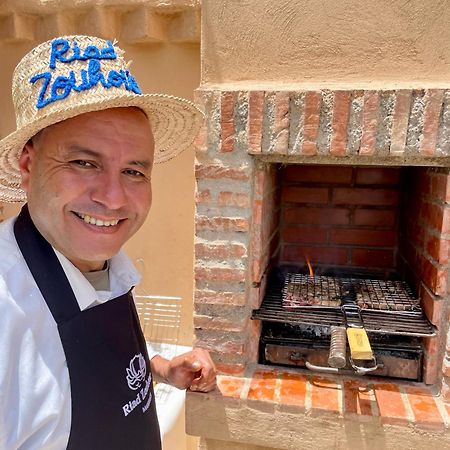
[0,1,200,44]
[186,368,450,450]
[255,154,450,167]
[2,0,200,15]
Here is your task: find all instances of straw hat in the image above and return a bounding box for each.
[0,35,203,203]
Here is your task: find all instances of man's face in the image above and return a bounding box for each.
[19,107,155,272]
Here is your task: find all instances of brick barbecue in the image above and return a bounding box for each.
[188,89,450,447]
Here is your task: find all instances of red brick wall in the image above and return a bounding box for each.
[250,164,280,307]
[278,165,401,274]
[398,167,450,386]
[194,88,450,396]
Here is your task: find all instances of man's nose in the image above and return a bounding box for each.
[91,172,127,210]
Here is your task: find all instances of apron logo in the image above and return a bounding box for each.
[126,353,146,390]
[122,353,153,417]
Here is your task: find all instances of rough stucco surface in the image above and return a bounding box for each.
[202,0,450,89]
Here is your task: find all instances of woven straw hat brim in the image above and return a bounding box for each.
[0,92,203,203]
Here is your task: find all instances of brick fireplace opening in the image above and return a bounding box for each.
[252,164,446,385]
[188,89,450,448]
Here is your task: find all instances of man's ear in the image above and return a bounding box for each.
[18,141,35,192]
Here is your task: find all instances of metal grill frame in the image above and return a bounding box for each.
[282,274,421,312]
[252,270,436,337]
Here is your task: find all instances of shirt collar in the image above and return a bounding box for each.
[53,249,141,311]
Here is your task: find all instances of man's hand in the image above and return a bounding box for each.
[150,348,217,392]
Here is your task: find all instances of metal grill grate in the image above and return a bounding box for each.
[282,274,420,312]
[252,272,436,337]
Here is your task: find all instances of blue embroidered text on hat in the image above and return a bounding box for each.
[30,38,142,109]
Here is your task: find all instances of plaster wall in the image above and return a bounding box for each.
[202,0,450,89]
[0,12,200,345]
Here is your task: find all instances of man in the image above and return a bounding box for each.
[0,35,216,449]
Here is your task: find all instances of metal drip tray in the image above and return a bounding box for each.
[252,271,436,337]
[259,322,424,381]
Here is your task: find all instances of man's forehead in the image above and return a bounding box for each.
[41,106,151,135]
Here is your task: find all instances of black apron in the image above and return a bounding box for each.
[14,205,161,450]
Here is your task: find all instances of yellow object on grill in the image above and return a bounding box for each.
[346,327,373,360]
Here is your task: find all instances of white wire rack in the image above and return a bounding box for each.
[134,294,183,347]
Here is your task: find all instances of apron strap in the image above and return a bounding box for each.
[14,204,81,323]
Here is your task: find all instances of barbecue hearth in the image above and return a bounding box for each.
[190,4,450,446]
[191,93,450,446]
[252,266,435,381]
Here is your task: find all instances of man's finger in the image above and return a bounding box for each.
[190,378,217,392]
[190,360,202,372]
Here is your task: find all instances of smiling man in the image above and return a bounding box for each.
[20,108,154,272]
[0,36,216,450]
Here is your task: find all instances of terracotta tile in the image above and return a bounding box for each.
[359,91,379,155]
[404,386,445,430]
[217,376,246,399]
[310,376,340,414]
[343,380,375,419]
[272,91,290,155]
[301,91,321,155]
[374,383,409,425]
[215,363,246,376]
[390,90,411,154]
[247,369,277,402]
[420,89,445,156]
[248,91,265,154]
[220,91,235,153]
[330,91,351,156]
[279,372,307,409]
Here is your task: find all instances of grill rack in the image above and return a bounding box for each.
[252,272,436,337]
[282,274,421,312]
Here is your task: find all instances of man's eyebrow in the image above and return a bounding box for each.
[128,160,152,170]
[66,145,152,169]
[66,145,101,159]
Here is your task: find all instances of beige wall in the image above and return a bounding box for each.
[119,44,199,345]
[202,0,450,89]
[0,4,200,346]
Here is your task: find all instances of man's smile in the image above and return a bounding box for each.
[73,211,121,227]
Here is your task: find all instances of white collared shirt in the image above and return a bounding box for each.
[0,216,157,450]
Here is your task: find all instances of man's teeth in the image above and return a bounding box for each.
[77,213,119,227]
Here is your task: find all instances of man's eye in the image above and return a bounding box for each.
[124,169,145,177]
[71,160,94,168]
